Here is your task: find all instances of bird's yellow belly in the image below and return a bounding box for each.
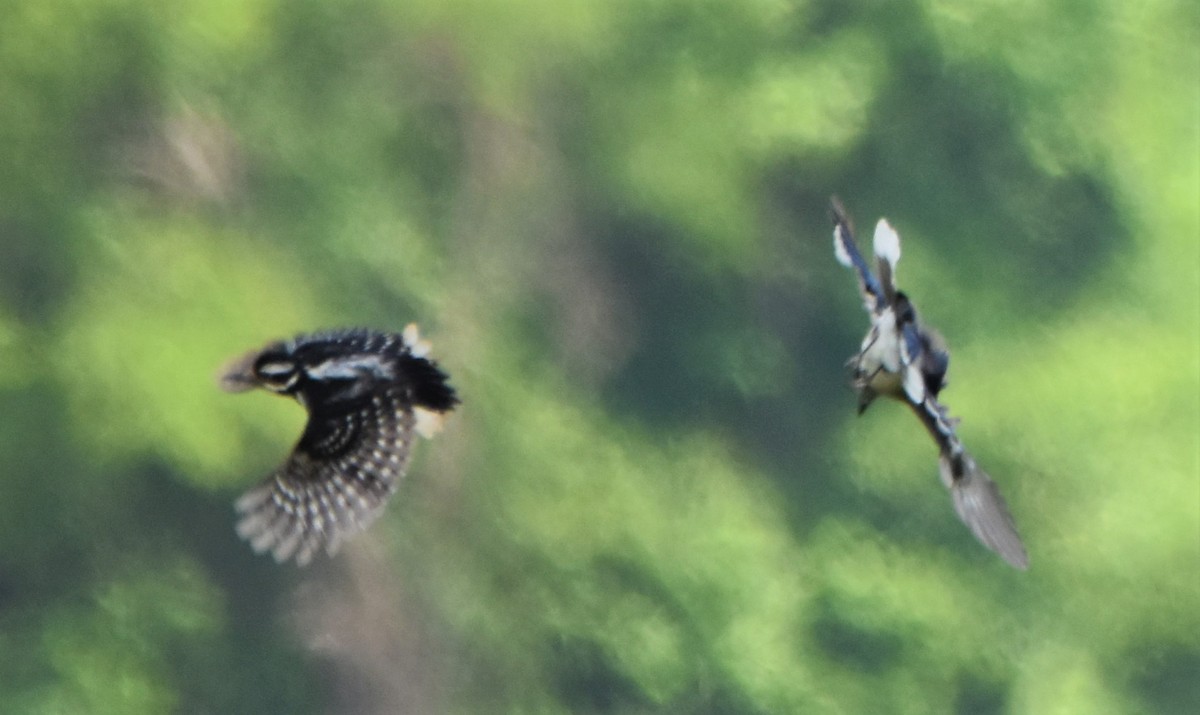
[867,367,904,396]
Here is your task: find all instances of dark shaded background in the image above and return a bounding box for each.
[1,0,1197,712]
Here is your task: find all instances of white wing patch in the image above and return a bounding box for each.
[901,363,927,404]
[305,354,395,381]
[873,219,901,269]
[833,225,854,268]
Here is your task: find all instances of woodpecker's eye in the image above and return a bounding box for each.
[256,359,295,377]
[253,357,299,391]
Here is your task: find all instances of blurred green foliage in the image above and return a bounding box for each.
[1,0,1197,713]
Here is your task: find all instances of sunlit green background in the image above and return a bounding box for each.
[1,0,1197,713]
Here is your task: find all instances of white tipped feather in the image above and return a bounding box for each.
[873,219,901,268]
[413,406,445,439]
[901,363,927,404]
[403,322,432,358]
[833,226,854,268]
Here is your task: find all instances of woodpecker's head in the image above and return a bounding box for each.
[219,342,296,394]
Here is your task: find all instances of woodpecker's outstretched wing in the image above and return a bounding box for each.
[831,198,887,315]
[234,389,417,566]
[222,325,458,566]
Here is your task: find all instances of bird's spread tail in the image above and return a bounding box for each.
[939,454,1029,570]
[399,323,460,415]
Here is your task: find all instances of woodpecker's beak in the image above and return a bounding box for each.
[217,348,265,393]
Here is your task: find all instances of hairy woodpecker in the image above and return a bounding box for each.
[220,324,458,566]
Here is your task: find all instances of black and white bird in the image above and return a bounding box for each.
[220,324,458,566]
[831,199,1028,569]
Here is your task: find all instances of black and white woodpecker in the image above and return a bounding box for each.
[831,199,1028,570]
[220,324,458,566]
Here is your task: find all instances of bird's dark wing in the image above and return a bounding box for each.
[235,388,416,565]
[832,198,887,315]
[917,327,950,398]
[906,395,1029,570]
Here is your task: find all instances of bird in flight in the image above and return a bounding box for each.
[220,324,459,566]
[831,198,1028,569]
